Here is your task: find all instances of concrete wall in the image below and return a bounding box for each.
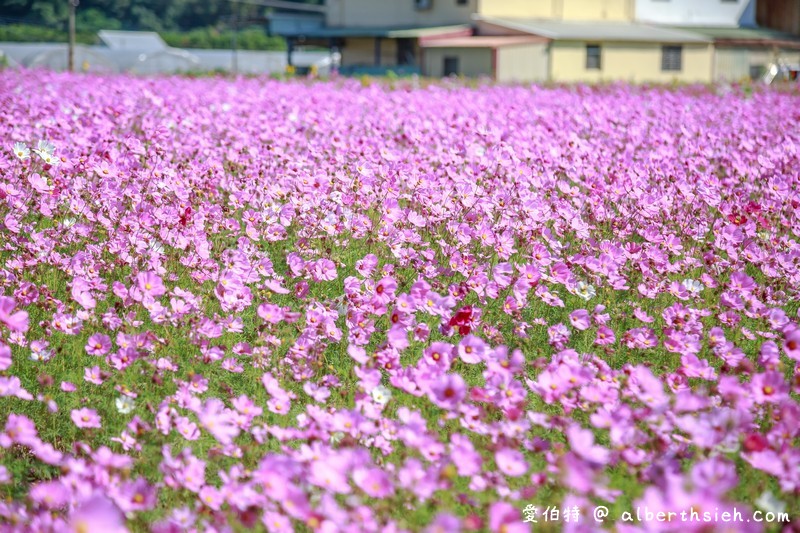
[549,41,714,83]
[423,47,493,77]
[496,43,549,82]
[478,0,633,21]
[189,49,329,74]
[0,42,328,74]
[561,0,634,21]
[478,0,556,19]
[636,0,755,27]
[326,0,476,27]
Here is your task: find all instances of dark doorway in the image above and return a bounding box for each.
[443,56,459,76]
[397,38,416,65]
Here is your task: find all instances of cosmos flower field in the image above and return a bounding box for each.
[1,70,800,532]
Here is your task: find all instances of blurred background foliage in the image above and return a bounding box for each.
[0,0,322,49]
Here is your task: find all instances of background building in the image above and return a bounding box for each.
[272,0,800,82]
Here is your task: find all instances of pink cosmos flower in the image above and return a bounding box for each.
[0,376,33,400]
[488,502,529,533]
[751,372,789,404]
[457,335,487,364]
[1,413,38,447]
[0,342,11,371]
[310,460,351,493]
[85,365,105,385]
[27,173,54,194]
[85,333,112,356]
[116,477,157,513]
[199,485,224,510]
[71,408,101,429]
[495,448,528,477]
[29,480,71,509]
[257,303,284,324]
[174,416,200,441]
[426,513,461,533]
[71,277,97,310]
[198,398,240,445]
[355,253,378,277]
[0,296,28,332]
[353,467,393,498]
[595,325,615,345]
[311,258,337,282]
[68,494,128,533]
[134,271,166,299]
[568,309,591,330]
[450,434,482,476]
[566,425,610,465]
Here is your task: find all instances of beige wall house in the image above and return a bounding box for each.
[476,17,714,83]
[422,35,549,82]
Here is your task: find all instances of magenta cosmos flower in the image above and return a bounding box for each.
[783,327,800,361]
[429,373,466,410]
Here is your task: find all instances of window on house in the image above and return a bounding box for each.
[443,56,459,76]
[586,44,601,70]
[415,0,432,10]
[661,45,682,71]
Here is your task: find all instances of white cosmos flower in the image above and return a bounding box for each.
[573,281,596,301]
[682,279,703,296]
[36,151,59,166]
[30,349,53,362]
[62,218,76,228]
[755,491,786,515]
[13,142,30,160]
[115,396,135,414]
[370,385,392,406]
[33,140,58,165]
[36,140,55,155]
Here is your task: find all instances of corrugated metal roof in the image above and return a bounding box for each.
[476,17,711,43]
[421,36,546,49]
[276,24,471,39]
[98,30,166,51]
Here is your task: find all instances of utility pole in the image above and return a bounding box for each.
[68,0,78,72]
